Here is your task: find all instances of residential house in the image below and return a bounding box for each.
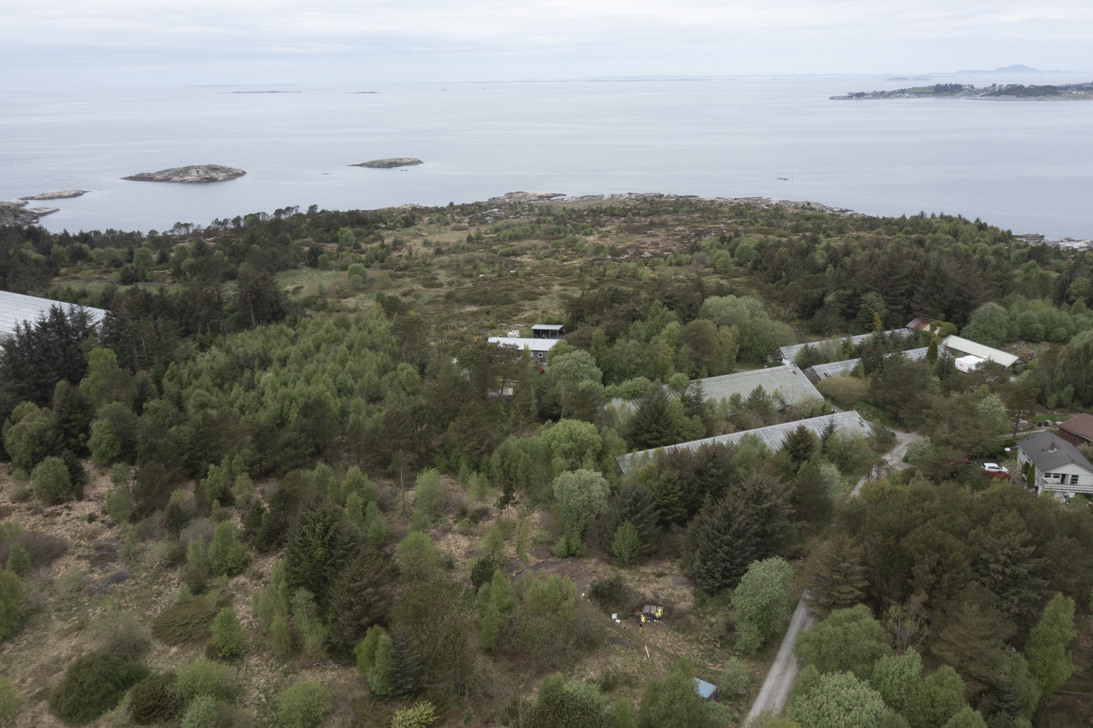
[1016,431,1093,499]
[1058,414,1093,448]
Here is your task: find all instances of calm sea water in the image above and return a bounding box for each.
[2,75,1092,239]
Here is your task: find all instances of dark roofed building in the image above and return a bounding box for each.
[1058,414,1093,448]
[1016,430,1093,499]
[531,324,565,339]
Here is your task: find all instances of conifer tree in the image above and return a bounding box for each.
[1025,593,1076,697]
[690,492,759,594]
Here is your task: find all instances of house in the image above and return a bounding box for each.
[0,290,107,341]
[486,336,560,366]
[1016,431,1093,499]
[531,324,565,339]
[1058,414,1093,448]
[941,335,1020,370]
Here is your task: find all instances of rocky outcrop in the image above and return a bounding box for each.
[123,164,245,183]
[351,158,423,168]
[488,191,567,203]
[19,189,87,200]
[0,200,59,225]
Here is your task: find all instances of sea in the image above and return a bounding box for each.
[3,74,1092,241]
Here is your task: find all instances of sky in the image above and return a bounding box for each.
[3,0,1091,88]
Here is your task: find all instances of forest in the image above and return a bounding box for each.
[1,195,1092,728]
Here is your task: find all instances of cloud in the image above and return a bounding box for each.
[3,0,1091,82]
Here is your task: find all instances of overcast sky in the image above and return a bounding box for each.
[4,0,1091,88]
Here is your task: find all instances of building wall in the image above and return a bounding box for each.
[1057,428,1091,449]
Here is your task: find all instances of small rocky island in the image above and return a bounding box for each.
[351,158,423,169]
[833,80,1093,100]
[19,189,87,201]
[123,164,246,183]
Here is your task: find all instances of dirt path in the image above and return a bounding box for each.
[746,429,916,721]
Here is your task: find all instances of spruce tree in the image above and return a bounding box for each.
[690,492,759,594]
[326,549,394,655]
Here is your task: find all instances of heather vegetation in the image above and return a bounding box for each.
[1,196,1092,726]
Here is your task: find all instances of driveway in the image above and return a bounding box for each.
[746,428,916,721]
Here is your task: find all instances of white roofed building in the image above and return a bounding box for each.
[616,411,873,474]
[0,290,107,341]
[941,335,1020,370]
[487,336,560,366]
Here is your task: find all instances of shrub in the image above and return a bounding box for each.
[210,608,247,661]
[180,694,218,728]
[611,521,642,565]
[32,456,73,505]
[174,659,238,704]
[182,537,210,595]
[720,656,751,698]
[0,531,69,568]
[97,611,150,659]
[48,652,148,725]
[470,554,502,589]
[291,589,328,660]
[588,574,631,612]
[5,544,31,578]
[273,679,333,728]
[207,521,249,576]
[105,484,134,525]
[391,700,438,728]
[128,672,181,725]
[270,612,294,659]
[152,598,217,646]
[395,531,438,582]
[0,570,23,642]
[0,675,21,724]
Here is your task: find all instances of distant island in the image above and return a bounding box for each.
[123,164,246,183]
[18,189,87,201]
[833,80,1093,100]
[351,158,423,169]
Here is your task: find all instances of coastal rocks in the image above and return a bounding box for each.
[0,200,59,225]
[123,164,246,183]
[19,189,88,200]
[489,191,566,203]
[352,158,423,168]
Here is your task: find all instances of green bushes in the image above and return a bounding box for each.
[0,571,23,642]
[128,673,181,725]
[32,456,73,504]
[0,675,20,724]
[210,608,247,661]
[152,597,217,645]
[207,521,249,576]
[273,679,333,728]
[174,659,238,703]
[180,694,218,728]
[48,652,148,725]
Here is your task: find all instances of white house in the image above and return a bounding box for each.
[1016,431,1093,499]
